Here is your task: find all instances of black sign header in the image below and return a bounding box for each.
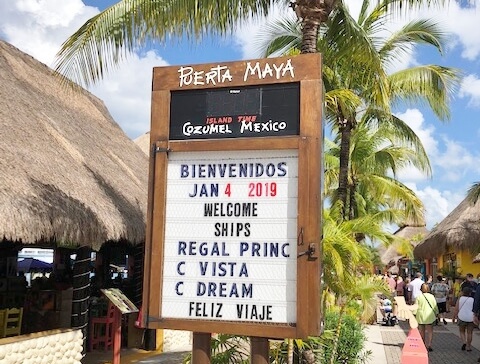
[169,83,300,140]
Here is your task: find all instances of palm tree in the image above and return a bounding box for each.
[325,120,429,225]
[53,0,449,87]
[256,0,459,221]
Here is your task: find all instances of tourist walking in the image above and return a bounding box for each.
[426,275,434,290]
[404,277,413,304]
[452,277,462,305]
[431,275,449,325]
[453,286,475,351]
[410,272,425,303]
[415,283,438,352]
[472,282,480,362]
[396,276,405,297]
[461,273,477,298]
[384,272,397,297]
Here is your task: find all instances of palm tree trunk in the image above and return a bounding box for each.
[301,19,320,53]
[338,117,353,219]
[295,0,337,53]
[287,338,294,364]
[348,180,356,220]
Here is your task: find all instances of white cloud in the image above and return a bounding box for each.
[436,137,478,182]
[407,184,464,229]
[395,108,478,227]
[459,74,480,108]
[90,51,168,138]
[0,0,98,65]
[396,107,480,184]
[403,2,480,61]
[0,0,168,139]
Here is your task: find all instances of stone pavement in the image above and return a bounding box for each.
[365,316,480,364]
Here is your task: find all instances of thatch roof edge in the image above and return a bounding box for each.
[414,196,480,259]
[0,40,148,250]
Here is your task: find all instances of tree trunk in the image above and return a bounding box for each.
[301,19,320,53]
[337,118,353,219]
[294,0,337,53]
[287,338,294,364]
[348,179,356,220]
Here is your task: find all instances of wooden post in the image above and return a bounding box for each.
[112,308,122,364]
[250,337,269,364]
[192,332,211,364]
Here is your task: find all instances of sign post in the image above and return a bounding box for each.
[101,288,139,364]
[143,54,323,361]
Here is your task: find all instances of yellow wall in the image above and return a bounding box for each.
[436,248,480,278]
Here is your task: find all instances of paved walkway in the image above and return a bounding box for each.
[83,318,480,363]
[365,315,480,364]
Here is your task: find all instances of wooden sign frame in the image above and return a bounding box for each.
[143,54,322,339]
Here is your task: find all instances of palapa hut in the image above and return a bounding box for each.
[414,194,480,278]
[134,131,151,156]
[380,222,429,277]
[0,40,148,346]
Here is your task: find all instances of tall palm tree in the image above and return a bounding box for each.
[324,120,429,225]
[256,0,459,220]
[54,0,449,87]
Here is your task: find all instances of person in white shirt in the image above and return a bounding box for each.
[431,275,449,325]
[410,272,425,303]
[453,286,475,351]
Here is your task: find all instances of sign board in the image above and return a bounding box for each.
[169,83,300,140]
[102,288,139,314]
[161,149,298,324]
[143,54,323,339]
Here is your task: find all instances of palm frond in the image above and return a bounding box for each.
[253,13,301,57]
[54,0,278,86]
[380,19,447,63]
[388,65,461,120]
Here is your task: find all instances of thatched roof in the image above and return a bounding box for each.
[381,225,429,265]
[0,40,148,250]
[414,195,480,259]
[133,132,150,156]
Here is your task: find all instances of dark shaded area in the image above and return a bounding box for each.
[71,245,92,353]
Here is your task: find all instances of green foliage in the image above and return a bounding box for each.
[269,337,322,363]
[183,334,249,364]
[437,266,462,280]
[320,311,371,364]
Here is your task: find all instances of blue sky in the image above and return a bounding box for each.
[1,0,479,231]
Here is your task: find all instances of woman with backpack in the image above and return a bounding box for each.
[453,286,475,351]
[415,283,439,352]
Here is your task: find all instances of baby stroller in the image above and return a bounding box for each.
[382,308,398,326]
[379,295,398,326]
